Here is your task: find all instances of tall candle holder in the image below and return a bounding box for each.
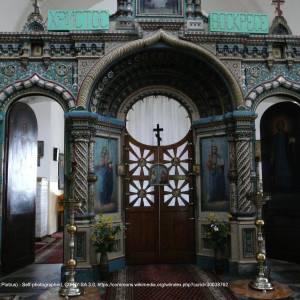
[59,162,84,297]
[248,159,274,292]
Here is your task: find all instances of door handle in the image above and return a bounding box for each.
[188,218,195,220]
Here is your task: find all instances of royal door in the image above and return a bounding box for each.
[124,131,195,264]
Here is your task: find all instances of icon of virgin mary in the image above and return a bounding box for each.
[98,146,114,205]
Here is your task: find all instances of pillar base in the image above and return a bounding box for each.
[229,261,256,276]
[38,287,100,300]
[230,280,293,299]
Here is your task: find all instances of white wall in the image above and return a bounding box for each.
[24,97,65,236]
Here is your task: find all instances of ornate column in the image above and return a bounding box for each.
[66,109,98,218]
[88,128,97,217]
[226,118,238,215]
[234,111,256,216]
[63,109,99,281]
[227,110,257,275]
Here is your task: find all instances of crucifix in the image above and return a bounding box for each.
[32,0,41,14]
[153,123,163,147]
[272,0,285,17]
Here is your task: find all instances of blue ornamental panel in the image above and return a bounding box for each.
[0,61,78,95]
[243,63,300,93]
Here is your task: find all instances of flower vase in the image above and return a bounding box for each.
[99,252,109,281]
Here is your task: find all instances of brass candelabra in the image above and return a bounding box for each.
[248,160,274,292]
[59,162,84,297]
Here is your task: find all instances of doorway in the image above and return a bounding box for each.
[2,96,65,272]
[124,96,195,264]
[2,102,37,271]
[260,101,300,263]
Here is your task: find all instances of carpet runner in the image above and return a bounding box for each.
[105,265,237,300]
[35,232,63,264]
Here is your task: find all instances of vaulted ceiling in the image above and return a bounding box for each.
[90,46,233,117]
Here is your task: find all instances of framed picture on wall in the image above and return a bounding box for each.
[37,140,44,167]
[58,153,64,190]
[200,136,229,211]
[94,136,119,214]
[137,0,183,16]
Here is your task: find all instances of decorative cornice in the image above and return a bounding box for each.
[2,29,300,44]
[192,110,256,127]
[137,18,185,31]
[0,31,139,43]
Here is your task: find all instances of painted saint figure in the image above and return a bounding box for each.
[150,164,169,185]
[206,145,225,202]
[98,146,114,205]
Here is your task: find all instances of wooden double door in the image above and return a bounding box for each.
[124,131,195,264]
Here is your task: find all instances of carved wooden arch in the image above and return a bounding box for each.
[245,76,300,110]
[0,73,76,111]
[78,30,244,109]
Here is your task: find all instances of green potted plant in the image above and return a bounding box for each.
[91,215,121,279]
[206,213,231,272]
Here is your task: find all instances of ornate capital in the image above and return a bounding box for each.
[66,109,98,140]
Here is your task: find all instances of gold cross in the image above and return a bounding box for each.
[272,0,285,17]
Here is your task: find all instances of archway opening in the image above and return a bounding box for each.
[260,101,300,263]
[2,95,65,273]
[260,101,300,194]
[89,44,237,265]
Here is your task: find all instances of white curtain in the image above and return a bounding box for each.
[126,96,191,146]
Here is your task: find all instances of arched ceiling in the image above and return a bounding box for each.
[90,46,232,117]
[0,0,299,34]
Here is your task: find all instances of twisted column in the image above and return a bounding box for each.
[67,110,98,217]
[230,110,256,216]
[88,134,97,216]
[236,137,252,214]
[227,121,238,215]
[73,136,89,211]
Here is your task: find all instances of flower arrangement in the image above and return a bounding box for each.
[57,194,64,212]
[206,213,230,251]
[91,215,121,254]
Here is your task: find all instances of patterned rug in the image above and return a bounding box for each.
[105,265,237,300]
[35,232,63,264]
